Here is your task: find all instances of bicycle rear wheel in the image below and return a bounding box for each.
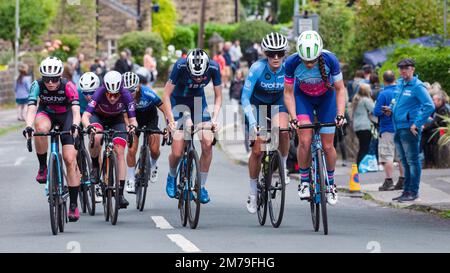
[178,159,188,227]
[187,149,201,229]
[268,150,286,228]
[79,148,95,215]
[109,153,120,225]
[101,154,110,222]
[48,154,58,235]
[58,155,66,233]
[317,149,328,235]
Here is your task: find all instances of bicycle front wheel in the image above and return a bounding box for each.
[316,149,328,235]
[178,159,188,227]
[48,154,59,235]
[187,149,201,229]
[309,168,320,232]
[267,150,286,228]
[109,153,120,226]
[257,157,268,226]
[136,146,150,211]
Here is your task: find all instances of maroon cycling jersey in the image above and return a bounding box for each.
[85,86,136,118]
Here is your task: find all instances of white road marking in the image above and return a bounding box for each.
[14,157,26,166]
[167,234,201,253]
[151,216,174,230]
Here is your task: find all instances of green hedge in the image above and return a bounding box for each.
[232,20,275,51]
[169,26,195,50]
[189,23,239,46]
[118,31,164,66]
[379,45,450,95]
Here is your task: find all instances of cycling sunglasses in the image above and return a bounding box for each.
[266,51,286,59]
[106,92,121,99]
[303,58,318,65]
[82,91,95,96]
[42,76,61,83]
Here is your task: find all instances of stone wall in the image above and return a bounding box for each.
[173,0,236,25]
[0,66,15,105]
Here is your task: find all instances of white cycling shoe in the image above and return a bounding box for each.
[327,184,338,205]
[126,179,136,194]
[94,184,102,203]
[246,194,257,214]
[298,182,310,200]
[284,170,290,185]
[150,165,158,183]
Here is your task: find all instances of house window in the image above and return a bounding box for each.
[107,39,117,57]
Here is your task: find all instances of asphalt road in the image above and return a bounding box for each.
[1,129,450,253]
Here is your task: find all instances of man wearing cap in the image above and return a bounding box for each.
[384,58,434,202]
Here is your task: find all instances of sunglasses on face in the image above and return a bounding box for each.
[266,51,286,59]
[106,92,121,99]
[42,76,61,83]
[82,91,95,96]
[303,58,318,65]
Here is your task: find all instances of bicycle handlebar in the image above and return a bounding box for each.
[25,131,72,153]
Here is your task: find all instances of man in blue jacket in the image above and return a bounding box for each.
[373,70,404,191]
[385,59,434,202]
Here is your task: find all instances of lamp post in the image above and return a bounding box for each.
[445,0,448,41]
[14,0,20,81]
[198,0,207,48]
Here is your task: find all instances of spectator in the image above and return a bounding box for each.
[14,63,32,121]
[229,40,243,73]
[144,47,157,86]
[213,50,226,83]
[373,70,405,191]
[352,83,375,166]
[229,69,244,105]
[181,48,188,58]
[348,70,365,102]
[76,53,85,76]
[362,64,373,83]
[370,73,382,100]
[66,57,79,83]
[389,58,435,202]
[265,14,278,25]
[114,51,132,74]
[222,42,233,88]
[90,57,107,83]
[422,92,450,168]
[244,43,259,68]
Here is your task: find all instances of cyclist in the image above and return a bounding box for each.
[284,30,347,205]
[81,70,137,209]
[163,49,222,204]
[23,56,82,222]
[123,70,169,193]
[241,32,291,214]
[78,72,103,203]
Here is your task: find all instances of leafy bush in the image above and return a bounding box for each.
[189,23,240,46]
[118,31,164,66]
[152,0,177,44]
[232,20,274,50]
[318,0,356,63]
[351,0,447,71]
[47,34,80,62]
[379,45,450,95]
[278,0,295,24]
[169,26,195,50]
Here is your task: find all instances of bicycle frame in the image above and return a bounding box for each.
[311,130,329,204]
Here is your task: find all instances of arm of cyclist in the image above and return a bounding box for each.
[66,81,81,136]
[163,80,176,132]
[23,81,41,136]
[334,80,347,127]
[241,63,262,132]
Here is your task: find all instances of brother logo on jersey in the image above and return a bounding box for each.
[260,81,284,90]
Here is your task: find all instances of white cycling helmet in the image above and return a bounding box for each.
[261,32,288,52]
[122,72,140,92]
[103,70,122,94]
[39,56,64,77]
[78,72,100,93]
[186,49,210,77]
[296,30,323,61]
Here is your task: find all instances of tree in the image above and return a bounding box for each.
[0,0,58,50]
[152,0,177,44]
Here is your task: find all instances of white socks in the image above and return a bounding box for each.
[250,178,258,195]
[127,167,135,180]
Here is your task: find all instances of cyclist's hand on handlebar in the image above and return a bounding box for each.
[127,124,137,134]
[335,115,347,128]
[211,119,219,133]
[289,119,300,129]
[86,124,97,135]
[23,126,34,139]
[71,124,81,138]
[168,120,177,133]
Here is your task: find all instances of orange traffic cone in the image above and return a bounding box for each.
[349,163,361,193]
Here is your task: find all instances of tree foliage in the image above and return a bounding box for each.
[152,0,177,44]
[118,31,164,66]
[232,20,274,50]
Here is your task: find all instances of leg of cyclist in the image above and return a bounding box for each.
[113,119,129,208]
[271,108,290,184]
[247,135,263,214]
[88,115,104,184]
[149,133,161,183]
[198,120,214,204]
[125,133,139,193]
[317,90,339,205]
[34,112,51,183]
[167,129,185,198]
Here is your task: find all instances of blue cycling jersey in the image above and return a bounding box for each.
[169,58,222,97]
[136,85,162,112]
[241,59,285,127]
[285,50,342,97]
